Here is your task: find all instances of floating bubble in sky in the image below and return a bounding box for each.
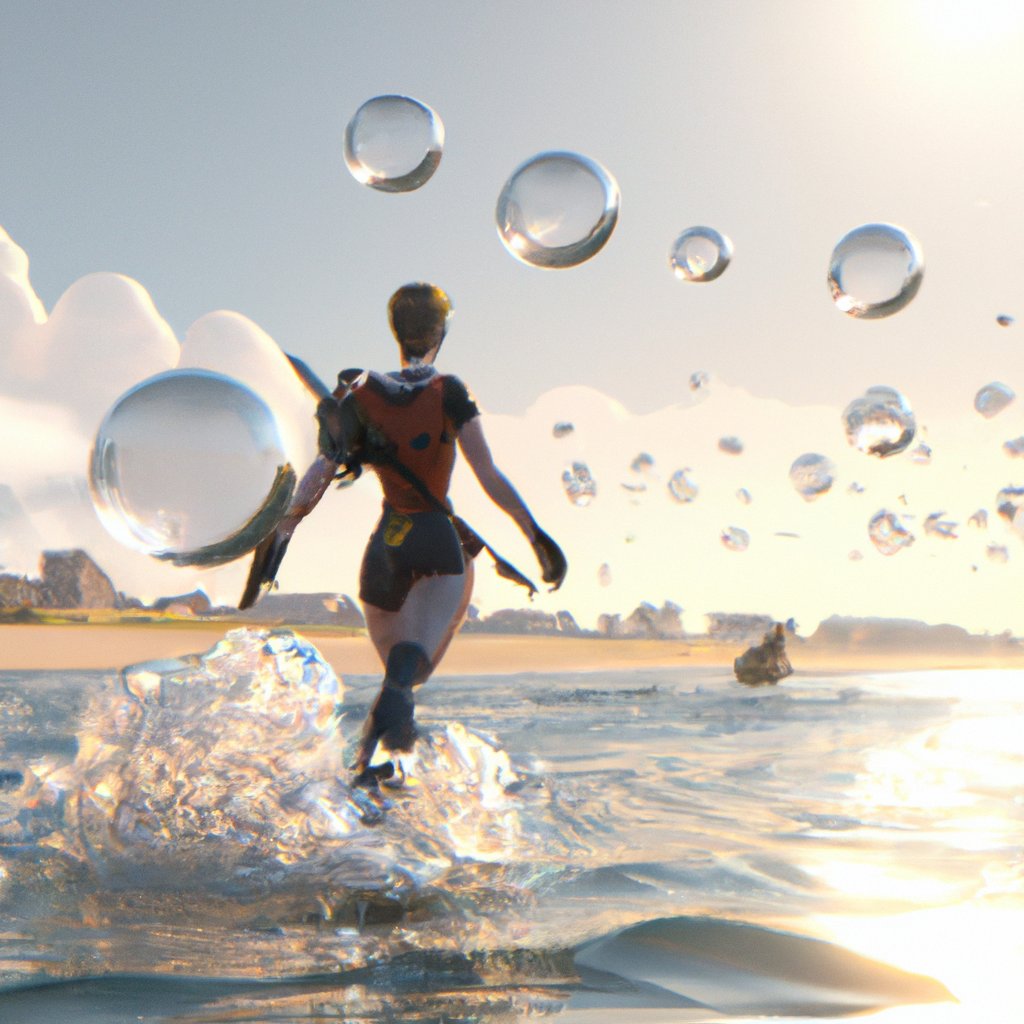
[562,461,597,506]
[996,486,1024,529]
[495,151,619,268]
[631,452,655,473]
[667,468,698,503]
[996,314,1015,327]
[552,421,575,439]
[987,544,1009,564]
[868,509,915,555]
[789,452,836,501]
[924,512,958,539]
[669,226,732,283]
[969,509,988,529]
[89,370,295,566]
[842,386,916,457]
[909,442,932,465]
[689,371,710,392]
[974,382,1015,418]
[598,562,612,587]
[721,526,750,552]
[1003,436,1024,457]
[718,436,743,455]
[827,223,924,319]
[343,95,443,193]
[736,487,752,505]
[848,481,865,494]
[849,550,864,561]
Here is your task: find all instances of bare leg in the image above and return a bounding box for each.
[354,562,475,775]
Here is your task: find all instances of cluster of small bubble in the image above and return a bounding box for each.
[842,386,916,458]
[562,461,597,506]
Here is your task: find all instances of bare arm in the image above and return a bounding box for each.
[457,417,536,539]
[458,416,567,589]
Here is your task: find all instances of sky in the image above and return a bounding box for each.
[2,1,1024,636]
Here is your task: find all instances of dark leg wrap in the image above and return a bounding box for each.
[356,643,431,767]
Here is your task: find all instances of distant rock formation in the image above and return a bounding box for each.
[807,615,1021,654]
[705,611,775,643]
[461,607,584,635]
[233,592,365,628]
[152,589,213,616]
[597,602,684,639]
[1,549,120,609]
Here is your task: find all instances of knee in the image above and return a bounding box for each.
[385,642,431,689]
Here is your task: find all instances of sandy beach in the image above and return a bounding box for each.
[2,622,1022,676]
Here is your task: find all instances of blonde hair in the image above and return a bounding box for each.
[387,283,453,357]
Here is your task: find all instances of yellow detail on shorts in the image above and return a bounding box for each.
[383,513,414,547]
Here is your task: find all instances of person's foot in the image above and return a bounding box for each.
[351,760,395,789]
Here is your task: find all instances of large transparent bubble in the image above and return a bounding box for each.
[842,386,916,457]
[669,226,732,283]
[495,151,619,268]
[868,510,915,556]
[89,370,295,566]
[974,382,1015,418]
[343,95,443,193]
[789,453,836,501]
[828,223,924,319]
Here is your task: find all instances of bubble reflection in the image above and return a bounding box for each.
[496,151,619,268]
[842,386,916,458]
[343,95,444,193]
[89,370,295,566]
[828,223,924,319]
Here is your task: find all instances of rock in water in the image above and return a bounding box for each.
[734,623,793,685]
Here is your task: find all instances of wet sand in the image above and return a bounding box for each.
[1,623,1021,676]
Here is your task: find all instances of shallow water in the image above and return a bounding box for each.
[0,628,1021,1023]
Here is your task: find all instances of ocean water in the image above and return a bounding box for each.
[0,628,1021,1024]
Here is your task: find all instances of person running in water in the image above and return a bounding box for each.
[249,284,566,785]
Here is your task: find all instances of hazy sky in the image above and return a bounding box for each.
[3,1,1023,417]
[3,1,1024,634]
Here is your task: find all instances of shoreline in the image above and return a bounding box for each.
[1,623,1022,676]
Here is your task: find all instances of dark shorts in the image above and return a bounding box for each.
[360,506,466,612]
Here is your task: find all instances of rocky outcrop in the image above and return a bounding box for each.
[152,590,213,616]
[598,602,684,639]
[39,549,120,609]
[705,612,774,643]
[0,573,44,608]
[233,592,365,628]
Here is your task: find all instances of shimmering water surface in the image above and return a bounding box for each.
[0,628,1021,1024]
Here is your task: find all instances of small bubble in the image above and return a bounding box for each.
[909,442,932,465]
[996,486,1024,533]
[736,487,752,505]
[1003,437,1024,457]
[868,509,915,555]
[598,562,612,586]
[689,371,710,392]
[968,509,988,529]
[975,382,1015,418]
[631,452,655,473]
[848,482,866,495]
[718,436,743,455]
[562,461,597,506]
[552,421,575,439]
[624,533,637,544]
[667,468,698,503]
[828,223,924,319]
[670,226,733,283]
[924,512,958,539]
[997,314,1015,327]
[789,452,836,501]
[496,151,619,268]
[987,544,1010,564]
[721,526,750,552]
[849,550,864,561]
[842,385,916,458]
[89,370,294,565]
[343,95,443,193]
